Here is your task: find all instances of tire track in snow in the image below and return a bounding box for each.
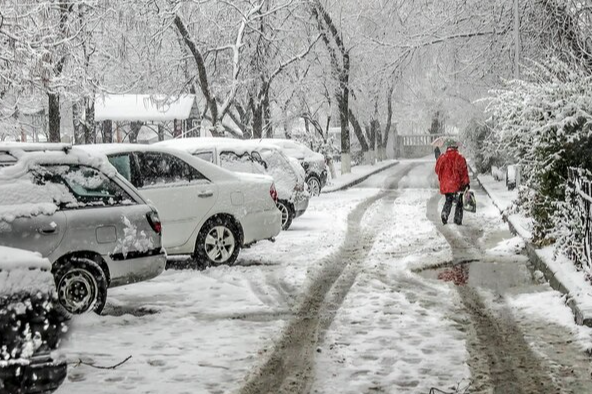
[236,164,415,394]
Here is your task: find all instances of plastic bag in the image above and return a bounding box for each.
[462,190,476,213]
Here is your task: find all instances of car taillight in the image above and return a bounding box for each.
[270,184,278,203]
[146,211,162,234]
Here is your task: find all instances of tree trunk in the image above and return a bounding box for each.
[102,120,112,143]
[348,109,369,152]
[48,93,61,142]
[158,124,165,141]
[382,85,394,159]
[264,93,273,138]
[83,98,95,144]
[129,121,142,143]
[72,101,82,144]
[338,93,351,174]
[252,105,264,139]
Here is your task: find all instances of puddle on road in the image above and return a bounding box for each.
[417,258,537,294]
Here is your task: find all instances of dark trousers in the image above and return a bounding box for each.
[442,193,463,225]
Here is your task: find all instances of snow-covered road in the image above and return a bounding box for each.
[57,159,592,394]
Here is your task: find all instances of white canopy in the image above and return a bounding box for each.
[95,94,196,122]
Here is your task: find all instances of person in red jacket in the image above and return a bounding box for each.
[435,141,470,225]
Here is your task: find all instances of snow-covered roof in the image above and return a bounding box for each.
[260,139,324,162]
[95,94,196,122]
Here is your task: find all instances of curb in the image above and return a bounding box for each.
[475,174,592,327]
[322,161,399,193]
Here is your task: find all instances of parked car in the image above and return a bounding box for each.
[0,246,67,393]
[156,138,310,230]
[0,143,167,315]
[77,144,282,267]
[261,139,328,196]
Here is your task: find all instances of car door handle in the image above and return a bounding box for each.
[38,226,57,235]
[198,191,214,198]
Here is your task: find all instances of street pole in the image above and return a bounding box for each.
[513,0,521,79]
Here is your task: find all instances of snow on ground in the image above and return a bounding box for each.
[476,174,516,211]
[57,188,379,394]
[323,159,397,192]
[313,163,470,393]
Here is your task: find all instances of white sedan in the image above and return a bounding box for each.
[79,144,282,267]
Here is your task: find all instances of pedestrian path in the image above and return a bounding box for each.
[477,173,592,327]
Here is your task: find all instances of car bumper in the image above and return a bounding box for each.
[242,209,282,245]
[0,357,67,394]
[106,249,167,288]
[293,193,310,218]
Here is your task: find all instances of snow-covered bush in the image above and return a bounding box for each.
[460,119,502,174]
[485,58,592,242]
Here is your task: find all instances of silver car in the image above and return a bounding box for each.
[0,143,166,315]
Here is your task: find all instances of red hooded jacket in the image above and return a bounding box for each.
[435,148,470,194]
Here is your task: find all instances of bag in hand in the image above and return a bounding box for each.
[462,190,477,213]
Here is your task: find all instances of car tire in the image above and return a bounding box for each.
[307,175,322,197]
[53,257,108,315]
[277,200,294,231]
[194,217,241,268]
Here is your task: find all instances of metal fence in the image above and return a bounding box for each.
[567,167,592,268]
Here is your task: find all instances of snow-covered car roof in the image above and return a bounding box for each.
[258,139,324,162]
[76,143,242,182]
[0,143,115,177]
[156,137,282,156]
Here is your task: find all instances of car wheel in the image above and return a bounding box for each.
[194,217,241,267]
[53,257,108,315]
[277,200,294,230]
[307,176,321,196]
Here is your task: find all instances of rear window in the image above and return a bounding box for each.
[34,165,135,208]
[220,151,266,174]
[193,151,214,163]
